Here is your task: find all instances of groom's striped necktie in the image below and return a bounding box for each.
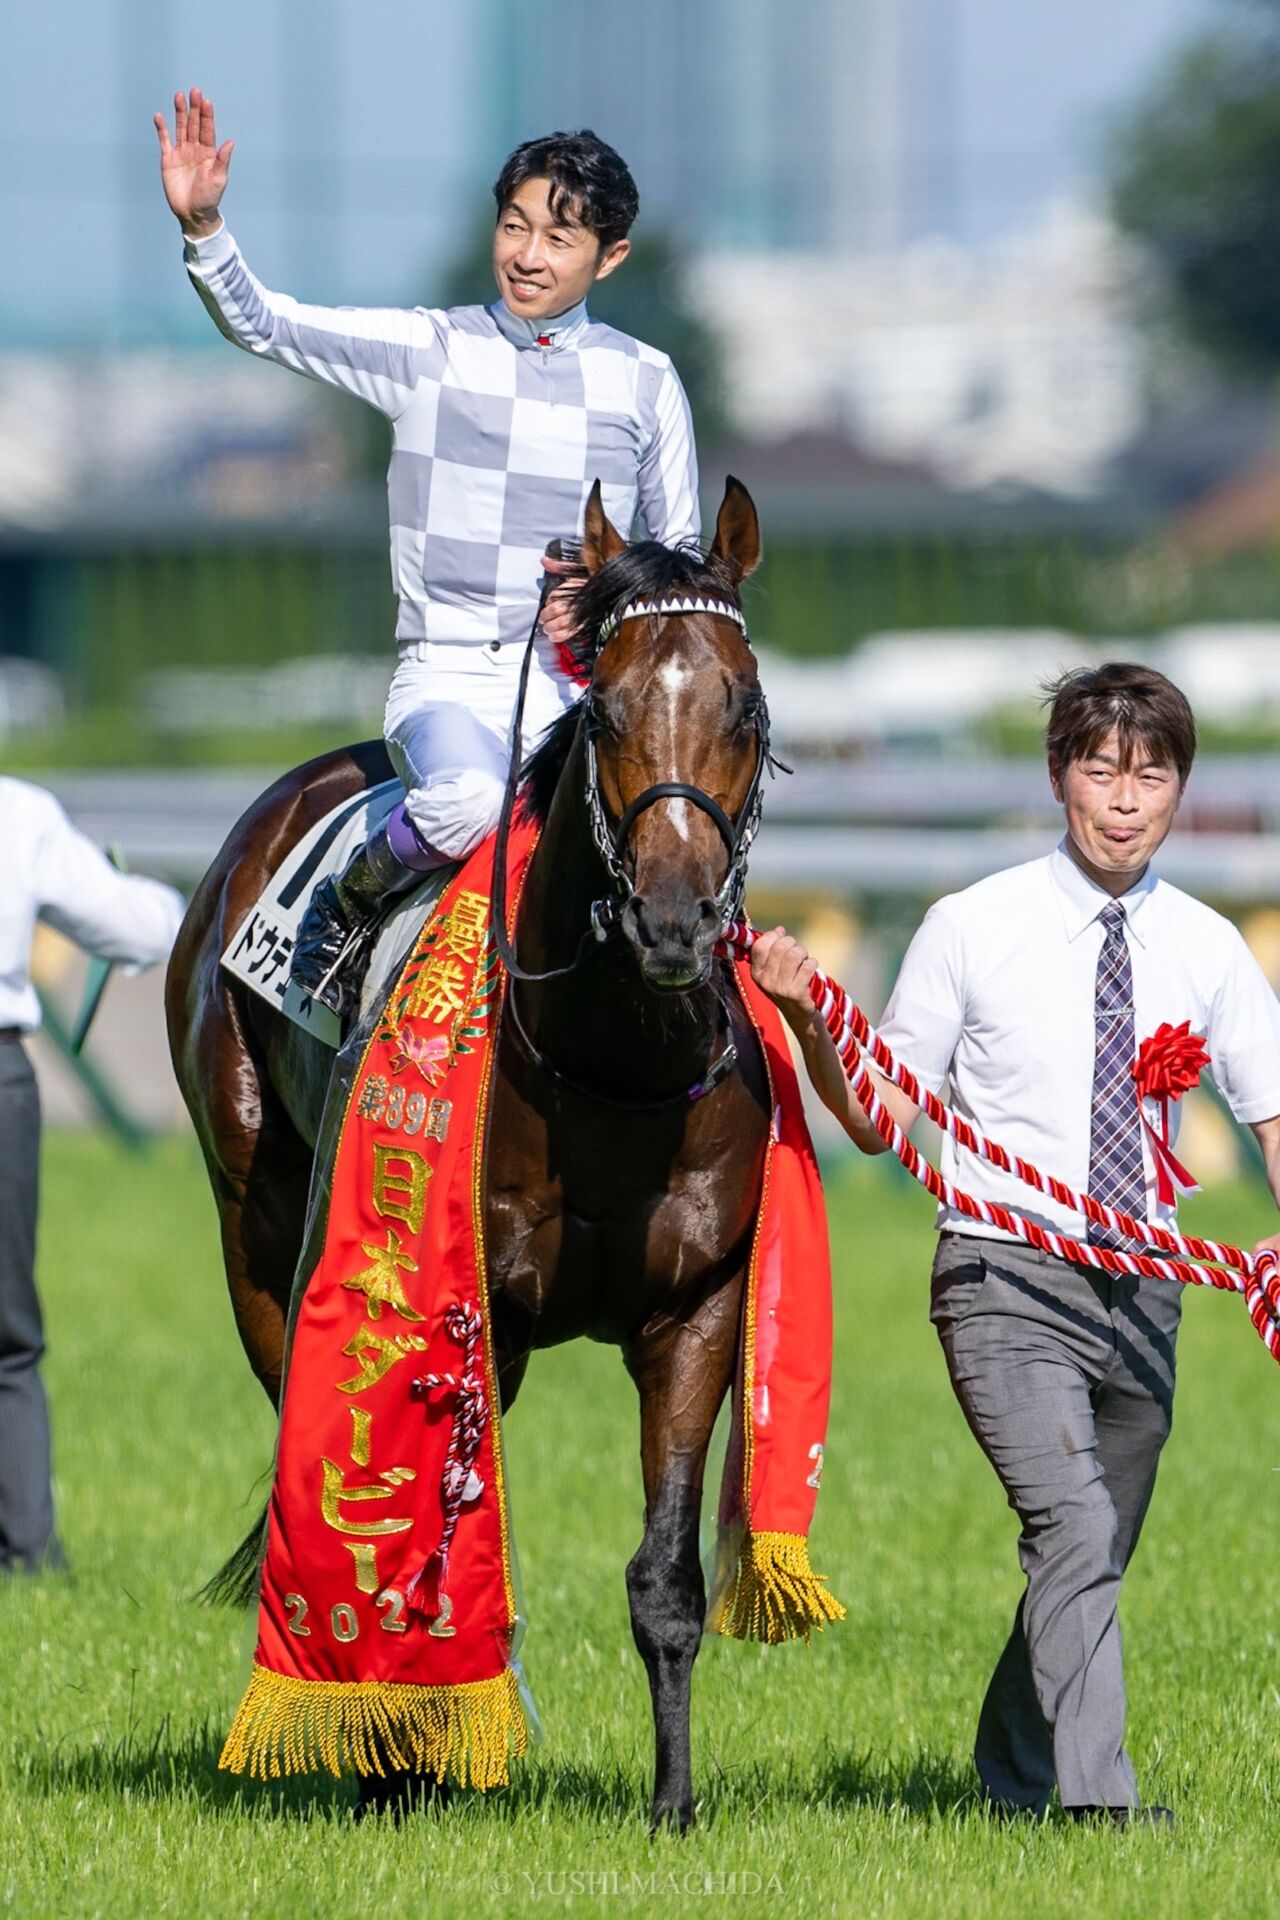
[1087,901,1146,1247]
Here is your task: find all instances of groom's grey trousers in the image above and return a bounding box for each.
[930,1230,1181,1814]
[0,1038,60,1568]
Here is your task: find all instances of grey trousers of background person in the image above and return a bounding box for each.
[0,1041,62,1569]
[930,1230,1181,1815]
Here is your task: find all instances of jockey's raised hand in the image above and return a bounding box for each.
[154,88,234,239]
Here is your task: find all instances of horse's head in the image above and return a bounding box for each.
[574,477,766,992]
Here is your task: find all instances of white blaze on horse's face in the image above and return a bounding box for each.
[596,612,763,991]
[657,659,692,842]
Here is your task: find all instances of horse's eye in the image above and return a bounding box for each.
[585,695,613,736]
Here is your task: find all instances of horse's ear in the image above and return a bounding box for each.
[581,480,627,575]
[709,476,762,584]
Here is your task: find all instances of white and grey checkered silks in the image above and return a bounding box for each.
[184,228,701,652]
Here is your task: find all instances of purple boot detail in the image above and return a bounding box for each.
[387,801,449,874]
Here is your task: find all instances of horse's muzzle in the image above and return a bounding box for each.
[620,893,720,991]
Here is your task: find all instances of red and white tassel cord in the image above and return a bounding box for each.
[717,924,1280,1364]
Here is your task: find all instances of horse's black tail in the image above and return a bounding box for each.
[198,1501,269,1609]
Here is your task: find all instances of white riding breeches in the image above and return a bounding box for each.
[383,637,579,862]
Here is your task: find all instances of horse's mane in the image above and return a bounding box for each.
[520,539,741,825]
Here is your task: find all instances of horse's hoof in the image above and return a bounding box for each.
[353,1771,451,1822]
[649,1800,694,1836]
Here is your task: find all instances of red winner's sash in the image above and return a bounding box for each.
[708,963,846,1643]
[220,822,539,1788]
[221,823,843,1785]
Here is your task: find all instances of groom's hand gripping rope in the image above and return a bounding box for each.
[722,922,1280,1364]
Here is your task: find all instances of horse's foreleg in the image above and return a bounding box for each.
[623,1277,743,1833]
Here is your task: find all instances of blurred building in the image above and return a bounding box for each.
[480,0,949,254]
[691,205,1153,497]
[0,351,352,531]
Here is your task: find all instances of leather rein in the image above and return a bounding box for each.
[490,584,788,1110]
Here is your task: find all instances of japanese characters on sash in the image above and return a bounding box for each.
[220,817,849,1789]
[707,968,847,1645]
[220,825,540,1789]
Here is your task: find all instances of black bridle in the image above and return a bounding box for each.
[579,697,772,951]
[489,583,789,1108]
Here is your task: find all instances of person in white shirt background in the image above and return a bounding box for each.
[751,662,1280,1827]
[0,777,184,1572]
[154,89,700,1018]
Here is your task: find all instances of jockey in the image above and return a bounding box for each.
[155,92,700,1015]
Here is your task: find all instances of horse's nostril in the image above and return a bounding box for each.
[680,898,718,947]
[621,896,656,950]
[622,894,721,957]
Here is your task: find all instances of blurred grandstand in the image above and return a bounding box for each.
[4,0,1279,1169]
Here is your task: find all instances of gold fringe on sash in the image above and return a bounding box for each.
[711,1531,847,1644]
[218,1662,528,1788]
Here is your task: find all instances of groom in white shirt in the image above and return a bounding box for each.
[0,779,183,1571]
[751,662,1280,1825]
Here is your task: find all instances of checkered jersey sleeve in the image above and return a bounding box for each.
[634,354,700,544]
[183,225,433,419]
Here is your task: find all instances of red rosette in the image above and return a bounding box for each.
[1133,1020,1211,1105]
[1132,1022,1211,1206]
[552,634,590,689]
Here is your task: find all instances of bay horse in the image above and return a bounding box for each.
[166,479,774,1831]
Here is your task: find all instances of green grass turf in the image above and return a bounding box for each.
[3,1134,1279,1918]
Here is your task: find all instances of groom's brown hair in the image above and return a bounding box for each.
[1043,662,1197,786]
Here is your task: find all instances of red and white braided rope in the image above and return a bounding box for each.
[408,1302,489,1608]
[718,924,1280,1364]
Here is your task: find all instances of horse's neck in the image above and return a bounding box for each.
[513,733,722,1091]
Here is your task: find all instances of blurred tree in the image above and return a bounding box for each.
[1110,1,1280,375]
[438,216,729,446]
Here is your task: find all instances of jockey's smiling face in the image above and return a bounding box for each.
[493,177,630,324]
[1050,726,1184,896]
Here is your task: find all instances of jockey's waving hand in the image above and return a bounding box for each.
[155,95,700,1018]
[154,89,233,240]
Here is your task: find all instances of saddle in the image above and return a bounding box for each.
[221,781,450,1048]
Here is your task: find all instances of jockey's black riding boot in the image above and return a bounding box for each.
[291,822,425,1019]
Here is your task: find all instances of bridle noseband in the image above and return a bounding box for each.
[490,585,790,1107]
[582,728,769,954]
[581,594,776,945]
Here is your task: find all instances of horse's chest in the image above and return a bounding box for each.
[483,1078,767,1348]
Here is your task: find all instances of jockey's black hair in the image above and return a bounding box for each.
[519,539,742,825]
[494,130,640,251]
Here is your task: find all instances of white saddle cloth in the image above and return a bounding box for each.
[220,778,450,1049]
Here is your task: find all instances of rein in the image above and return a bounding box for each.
[488,579,783,1109]
[491,591,598,988]
[502,977,740,1110]
[492,592,779,984]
